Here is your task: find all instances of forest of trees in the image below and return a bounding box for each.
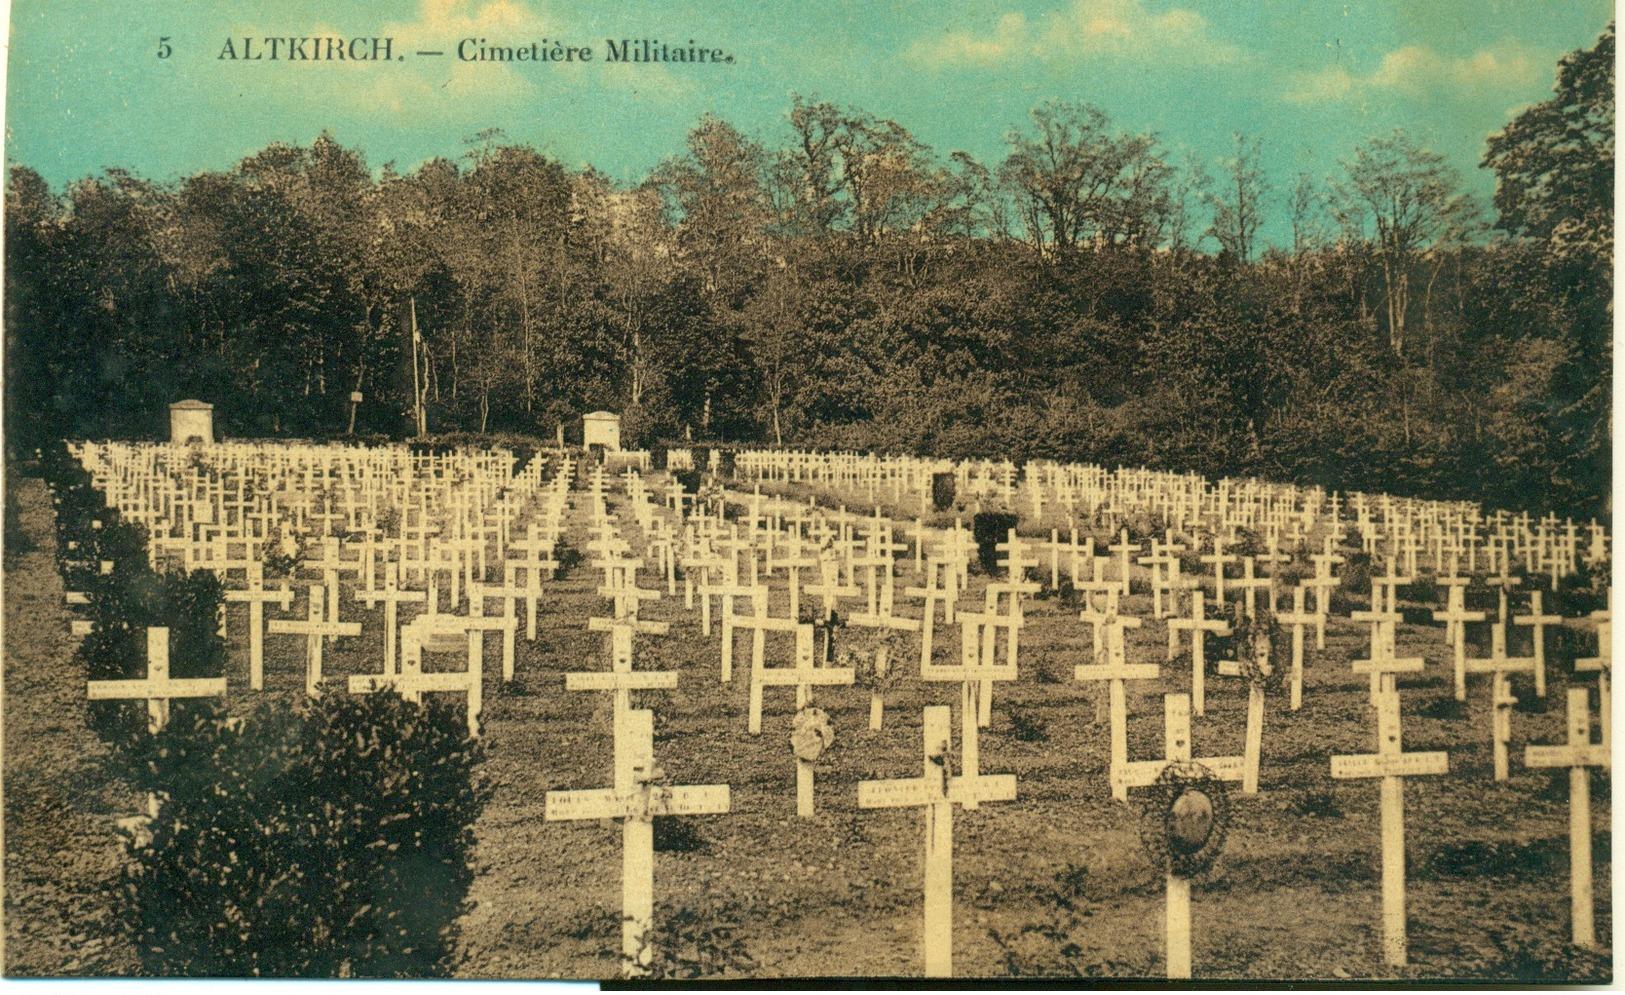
[4,25,1612,520]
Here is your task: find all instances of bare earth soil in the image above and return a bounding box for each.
[3,472,1612,982]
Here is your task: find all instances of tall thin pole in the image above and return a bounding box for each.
[409,295,425,438]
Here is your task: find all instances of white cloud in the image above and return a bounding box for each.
[915,13,1029,67]
[908,0,1244,68]
[1284,40,1544,104]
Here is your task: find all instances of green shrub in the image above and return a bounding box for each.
[973,512,1020,576]
[111,693,490,978]
[82,567,226,750]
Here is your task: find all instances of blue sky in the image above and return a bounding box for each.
[4,0,1613,249]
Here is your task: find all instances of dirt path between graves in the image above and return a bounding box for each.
[3,475,142,976]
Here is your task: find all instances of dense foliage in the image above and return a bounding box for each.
[111,694,491,977]
[40,444,229,746]
[5,27,1611,519]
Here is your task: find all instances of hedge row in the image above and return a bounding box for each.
[112,695,490,977]
[40,442,491,977]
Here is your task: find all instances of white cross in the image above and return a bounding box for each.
[1524,687,1609,948]
[544,709,730,977]
[1330,690,1448,967]
[856,705,1016,978]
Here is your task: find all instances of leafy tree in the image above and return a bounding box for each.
[1482,22,1613,268]
[1332,130,1479,359]
[655,115,773,298]
[999,101,1175,258]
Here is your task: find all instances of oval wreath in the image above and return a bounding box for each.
[1137,760,1232,878]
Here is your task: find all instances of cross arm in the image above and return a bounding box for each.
[565,671,681,692]
[349,672,474,694]
[1330,751,1449,779]
[1074,663,1160,682]
[1525,743,1609,770]
[88,677,227,699]
[755,666,856,687]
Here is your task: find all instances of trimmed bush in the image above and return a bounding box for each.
[111,694,490,978]
[931,472,956,512]
[672,469,703,495]
[80,566,226,750]
[972,512,1020,576]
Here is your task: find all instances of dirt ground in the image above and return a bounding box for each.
[2,469,1612,982]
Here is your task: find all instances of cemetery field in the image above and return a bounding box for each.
[3,463,1611,982]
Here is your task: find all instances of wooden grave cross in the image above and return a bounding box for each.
[1306,537,1346,648]
[599,570,664,624]
[1213,645,1271,795]
[88,627,228,818]
[715,578,770,684]
[267,585,362,698]
[1231,557,1274,617]
[906,558,959,671]
[579,615,679,743]
[776,544,824,622]
[1573,594,1611,748]
[1329,689,1448,967]
[87,626,228,737]
[1114,693,1245,979]
[1462,595,1534,702]
[738,599,829,733]
[223,561,292,690]
[848,594,922,731]
[1432,584,1487,701]
[1167,589,1230,717]
[1109,528,1141,596]
[923,610,1019,804]
[1138,539,1186,619]
[354,558,427,679]
[1199,535,1236,604]
[348,615,483,736]
[1073,588,1158,800]
[805,556,862,663]
[856,704,1016,978]
[681,543,727,616]
[1274,584,1318,711]
[469,583,521,681]
[994,529,1039,583]
[955,585,1031,734]
[504,528,558,639]
[1350,582,1424,704]
[1524,687,1609,948]
[544,708,730,977]
[1370,558,1414,623]
[748,613,853,816]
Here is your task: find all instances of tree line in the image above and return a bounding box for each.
[4,25,1611,519]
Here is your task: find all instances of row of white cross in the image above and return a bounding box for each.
[66,444,1611,978]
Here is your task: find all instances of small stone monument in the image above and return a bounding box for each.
[169,399,214,444]
[583,410,621,452]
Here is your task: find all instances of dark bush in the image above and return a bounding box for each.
[111,693,490,978]
[81,564,227,751]
[672,469,703,496]
[931,472,956,512]
[973,512,1020,577]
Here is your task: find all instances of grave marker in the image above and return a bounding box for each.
[1330,691,1448,966]
[1524,687,1608,948]
[856,705,1016,978]
[544,709,730,977]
